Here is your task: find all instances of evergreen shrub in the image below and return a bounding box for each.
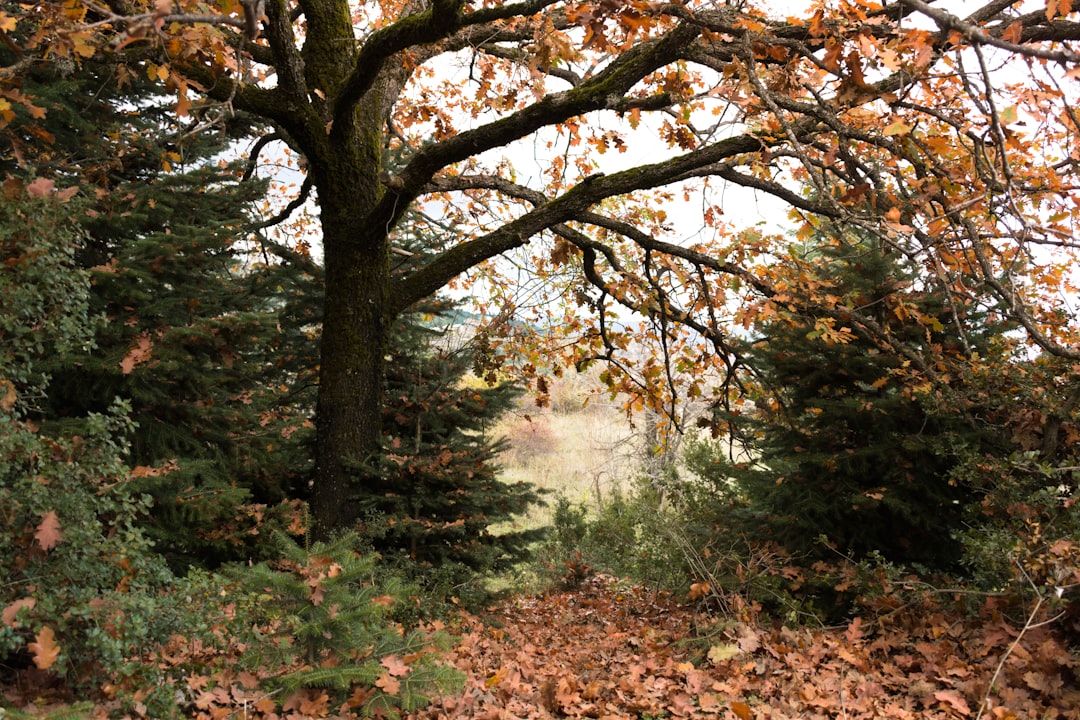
[229,532,464,716]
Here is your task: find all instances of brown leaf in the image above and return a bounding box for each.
[375,673,401,696]
[298,690,329,716]
[26,177,55,197]
[120,332,154,375]
[933,689,971,716]
[2,597,35,627]
[186,673,209,691]
[737,624,761,653]
[381,654,411,677]
[0,378,16,413]
[35,511,63,551]
[28,626,60,669]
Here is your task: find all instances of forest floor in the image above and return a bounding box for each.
[407,574,1079,720]
[2,573,1078,719]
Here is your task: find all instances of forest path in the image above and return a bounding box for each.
[407,574,1080,720]
[410,574,708,719]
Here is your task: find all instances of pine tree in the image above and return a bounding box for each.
[357,297,545,576]
[2,55,316,567]
[347,206,544,576]
[710,229,1004,569]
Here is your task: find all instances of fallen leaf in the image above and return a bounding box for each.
[737,624,761,653]
[376,673,401,696]
[35,511,63,551]
[381,654,411,677]
[298,690,329,716]
[933,689,971,716]
[730,700,753,720]
[707,643,741,664]
[28,626,60,669]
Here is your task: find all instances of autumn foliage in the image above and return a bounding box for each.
[4,0,1080,716]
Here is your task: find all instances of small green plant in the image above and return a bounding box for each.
[230,532,463,717]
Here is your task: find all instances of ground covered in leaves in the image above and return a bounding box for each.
[4,575,1078,719]
[409,575,1079,720]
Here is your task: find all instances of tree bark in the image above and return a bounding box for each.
[310,176,391,535]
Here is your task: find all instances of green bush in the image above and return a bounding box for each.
[229,532,464,717]
[0,184,178,697]
[540,470,722,595]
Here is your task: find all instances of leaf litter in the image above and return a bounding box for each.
[407,575,1080,720]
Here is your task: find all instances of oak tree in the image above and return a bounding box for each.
[7,0,1080,535]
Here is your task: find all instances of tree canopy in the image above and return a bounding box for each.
[6,0,1080,534]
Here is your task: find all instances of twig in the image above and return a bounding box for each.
[974,559,1051,720]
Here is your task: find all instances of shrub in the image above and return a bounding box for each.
[0,184,177,699]
[228,532,464,717]
[503,415,558,462]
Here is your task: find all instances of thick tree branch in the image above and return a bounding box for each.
[901,0,1080,63]
[332,0,466,130]
[371,21,702,233]
[262,0,307,99]
[459,0,563,26]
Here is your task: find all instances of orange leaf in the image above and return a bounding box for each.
[1001,20,1023,44]
[28,626,60,669]
[0,378,16,413]
[730,700,753,720]
[35,511,63,551]
[687,581,711,600]
[375,673,401,696]
[120,333,154,374]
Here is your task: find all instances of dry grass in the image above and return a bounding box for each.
[492,395,646,531]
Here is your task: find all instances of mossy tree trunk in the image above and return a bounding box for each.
[311,203,390,533]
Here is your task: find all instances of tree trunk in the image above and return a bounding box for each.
[310,176,390,536]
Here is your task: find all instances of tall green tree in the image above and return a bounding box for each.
[706,229,1009,568]
[357,214,543,573]
[1,55,316,566]
[361,303,544,572]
